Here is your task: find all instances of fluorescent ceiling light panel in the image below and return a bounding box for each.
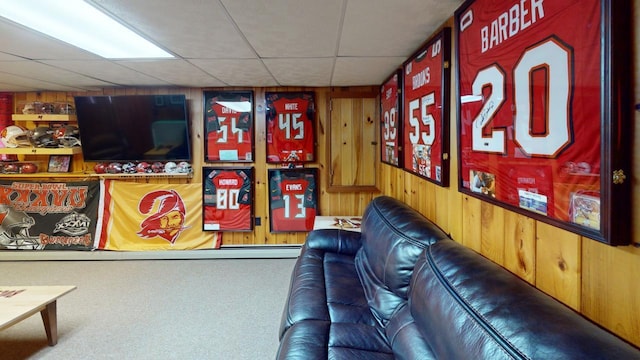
[0,0,173,59]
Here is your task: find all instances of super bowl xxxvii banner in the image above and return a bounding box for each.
[0,180,100,250]
[97,180,220,250]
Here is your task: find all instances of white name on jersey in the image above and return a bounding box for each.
[480,0,545,53]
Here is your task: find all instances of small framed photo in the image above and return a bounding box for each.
[48,155,71,173]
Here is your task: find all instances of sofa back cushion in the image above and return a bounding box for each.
[355,196,450,326]
[409,240,640,359]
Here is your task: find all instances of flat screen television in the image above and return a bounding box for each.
[74,94,191,162]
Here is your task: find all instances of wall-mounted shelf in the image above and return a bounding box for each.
[89,173,194,179]
[0,147,81,155]
[1,171,193,179]
[12,114,76,122]
[0,172,91,179]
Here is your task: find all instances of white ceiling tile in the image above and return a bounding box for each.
[220,0,344,58]
[263,58,334,87]
[92,0,257,59]
[0,18,101,60]
[41,60,172,87]
[190,59,277,87]
[0,81,33,92]
[332,57,406,86]
[0,72,89,92]
[339,0,462,57]
[117,59,226,87]
[0,61,115,88]
[0,52,25,61]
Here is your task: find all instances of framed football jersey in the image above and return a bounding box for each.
[265,91,316,164]
[202,167,254,232]
[380,70,402,168]
[455,0,632,245]
[268,168,318,233]
[204,90,254,162]
[402,28,451,187]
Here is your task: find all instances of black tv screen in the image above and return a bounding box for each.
[74,94,191,162]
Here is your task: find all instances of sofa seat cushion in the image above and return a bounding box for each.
[355,196,451,327]
[409,240,640,359]
[279,245,379,338]
[277,320,394,360]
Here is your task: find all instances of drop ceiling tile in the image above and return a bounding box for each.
[332,57,406,86]
[263,58,333,87]
[92,0,256,59]
[0,19,101,60]
[117,59,226,87]
[0,52,25,61]
[0,61,116,88]
[41,60,172,87]
[220,0,344,58]
[339,0,463,57]
[0,72,89,92]
[190,59,277,87]
[0,81,33,92]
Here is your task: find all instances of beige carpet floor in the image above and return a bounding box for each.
[0,257,297,360]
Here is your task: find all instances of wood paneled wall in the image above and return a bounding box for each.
[12,86,379,247]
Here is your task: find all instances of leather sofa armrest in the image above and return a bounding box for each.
[306,229,362,255]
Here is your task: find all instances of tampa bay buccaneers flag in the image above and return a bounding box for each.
[97,180,220,250]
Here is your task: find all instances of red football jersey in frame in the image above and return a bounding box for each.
[265,92,316,163]
[457,0,601,226]
[380,71,402,167]
[203,167,253,231]
[268,168,318,232]
[402,28,451,186]
[204,91,254,162]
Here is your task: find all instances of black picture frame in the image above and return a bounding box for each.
[265,91,317,164]
[380,69,403,168]
[202,167,254,232]
[402,28,451,187]
[454,0,632,245]
[203,90,254,163]
[267,168,319,233]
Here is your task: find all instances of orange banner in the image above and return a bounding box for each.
[97,180,220,250]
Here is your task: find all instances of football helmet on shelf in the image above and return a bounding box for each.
[122,162,137,174]
[53,125,81,147]
[164,161,178,173]
[136,162,152,173]
[1,125,31,148]
[29,126,58,148]
[176,161,192,174]
[106,162,123,174]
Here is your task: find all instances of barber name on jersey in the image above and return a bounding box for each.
[460,0,545,54]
